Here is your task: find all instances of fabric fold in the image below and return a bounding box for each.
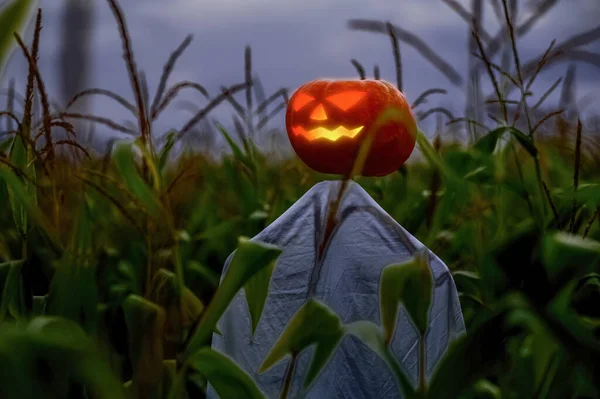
[207,180,465,399]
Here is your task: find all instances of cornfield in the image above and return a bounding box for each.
[0,0,599,398]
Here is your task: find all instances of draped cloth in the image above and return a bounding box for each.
[207,180,465,398]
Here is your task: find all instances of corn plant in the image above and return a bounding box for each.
[0,0,598,398]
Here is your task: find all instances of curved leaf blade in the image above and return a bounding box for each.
[244,255,275,337]
[184,237,281,356]
[0,0,37,78]
[122,294,166,399]
[0,165,61,251]
[258,299,344,390]
[380,248,433,340]
[112,140,162,215]
[188,347,265,399]
[345,321,416,398]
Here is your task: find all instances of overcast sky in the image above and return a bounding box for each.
[1,0,599,153]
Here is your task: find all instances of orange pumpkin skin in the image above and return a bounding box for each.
[285,79,417,177]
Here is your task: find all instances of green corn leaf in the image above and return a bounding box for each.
[158,130,176,174]
[258,299,344,390]
[466,379,502,399]
[46,196,98,333]
[0,136,12,152]
[46,257,98,334]
[8,135,27,234]
[67,192,94,257]
[507,310,561,396]
[188,347,265,399]
[183,237,281,356]
[474,127,505,155]
[0,260,26,322]
[216,122,257,179]
[112,140,162,215]
[244,254,276,338]
[557,184,600,207]
[8,135,31,236]
[541,232,600,283]
[133,137,162,191]
[428,308,512,398]
[380,247,433,340]
[187,260,221,288]
[31,295,46,316]
[345,321,416,398]
[0,316,126,399]
[0,0,37,78]
[452,270,481,298]
[0,165,60,251]
[149,268,205,331]
[474,126,537,158]
[216,122,246,164]
[507,127,538,157]
[415,128,450,177]
[122,294,166,399]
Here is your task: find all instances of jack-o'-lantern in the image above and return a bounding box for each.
[285,79,417,177]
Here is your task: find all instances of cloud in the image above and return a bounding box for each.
[2,0,598,148]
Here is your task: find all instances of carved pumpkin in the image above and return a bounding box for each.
[285,79,417,177]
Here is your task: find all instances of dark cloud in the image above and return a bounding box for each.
[1,0,598,153]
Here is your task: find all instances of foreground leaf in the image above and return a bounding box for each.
[552,184,600,208]
[0,165,61,251]
[506,309,562,395]
[474,127,506,154]
[508,127,538,157]
[122,294,166,399]
[0,0,37,77]
[244,255,276,337]
[158,130,176,175]
[452,270,481,298]
[428,306,513,398]
[112,140,162,215]
[30,295,46,316]
[188,347,265,399]
[216,123,247,165]
[416,128,453,178]
[150,268,205,334]
[571,274,600,318]
[183,237,281,356]
[187,260,220,288]
[0,316,126,399]
[8,135,29,236]
[46,258,98,334]
[47,197,98,333]
[380,247,433,340]
[258,299,344,390]
[345,321,416,398]
[541,232,600,283]
[474,126,537,157]
[0,260,26,322]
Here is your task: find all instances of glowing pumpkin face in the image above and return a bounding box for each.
[286,79,417,177]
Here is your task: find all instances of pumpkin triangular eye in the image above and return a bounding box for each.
[326,91,366,111]
[310,104,328,120]
[292,93,315,111]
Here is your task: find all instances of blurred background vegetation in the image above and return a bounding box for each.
[0,0,599,398]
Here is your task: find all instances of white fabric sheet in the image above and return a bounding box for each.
[208,180,465,398]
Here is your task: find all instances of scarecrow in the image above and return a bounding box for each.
[208,79,465,398]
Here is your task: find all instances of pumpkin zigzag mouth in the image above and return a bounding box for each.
[291,125,363,141]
